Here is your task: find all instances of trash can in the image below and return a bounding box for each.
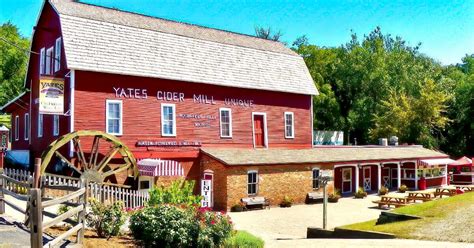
[419,177,427,190]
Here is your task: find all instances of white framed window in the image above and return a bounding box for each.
[24,113,29,140]
[54,38,61,72]
[45,47,53,75]
[139,176,153,192]
[247,170,258,195]
[106,100,123,135]
[312,168,320,189]
[284,112,294,138]
[37,114,43,138]
[161,103,176,136]
[39,47,45,75]
[219,108,232,138]
[53,115,59,136]
[14,115,19,141]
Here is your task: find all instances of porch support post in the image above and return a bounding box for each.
[445,163,448,186]
[397,162,402,189]
[414,162,418,190]
[355,164,359,192]
[377,163,382,190]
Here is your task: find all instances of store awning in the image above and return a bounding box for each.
[449,156,472,166]
[419,158,455,167]
[138,159,184,177]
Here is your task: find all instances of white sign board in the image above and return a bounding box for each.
[39,77,65,115]
[201,179,212,208]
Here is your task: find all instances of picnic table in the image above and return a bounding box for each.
[452,185,474,192]
[373,195,413,209]
[434,187,457,198]
[407,190,434,202]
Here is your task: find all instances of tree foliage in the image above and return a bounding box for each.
[254,26,283,41]
[293,27,471,155]
[0,22,29,108]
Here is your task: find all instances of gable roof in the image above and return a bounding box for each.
[200,146,448,166]
[48,0,318,96]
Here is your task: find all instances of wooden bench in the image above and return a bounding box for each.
[241,196,270,210]
[373,195,410,209]
[407,191,433,202]
[307,191,324,201]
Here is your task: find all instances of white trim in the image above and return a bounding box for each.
[362,166,371,191]
[0,92,26,111]
[54,37,61,72]
[219,107,232,138]
[284,111,295,139]
[341,167,353,193]
[14,115,19,141]
[381,161,401,165]
[45,47,53,75]
[37,113,43,138]
[53,114,59,136]
[247,170,259,195]
[251,112,268,148]
[310,96,314,146]
[138,176,153,192]
[312,167,321,189]
[161,103,176,137]
[105,99,123,136]
[24,113,29,141]
[69,70,75,157]
[40,47,45,75]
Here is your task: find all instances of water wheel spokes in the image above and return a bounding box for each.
[41,130,138,184]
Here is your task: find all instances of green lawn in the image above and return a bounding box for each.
[341,192,474,241]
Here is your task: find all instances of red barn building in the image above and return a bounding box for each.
[1,0,453,210]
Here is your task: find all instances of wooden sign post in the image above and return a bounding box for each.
[317,175,333,230]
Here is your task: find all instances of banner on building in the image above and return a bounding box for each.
[39,77,65,115]
[201,179,212,208]
[313,131,344,145]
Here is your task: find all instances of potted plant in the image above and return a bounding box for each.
[354,187,368,198]
[230,202,245,212]
[378,186,389,195]
[328,189,341,203]
[398,184,408,193]
[280,195,293,208]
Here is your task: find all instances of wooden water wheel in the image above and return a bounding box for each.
[40,130,138,184]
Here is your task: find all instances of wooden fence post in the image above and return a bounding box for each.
[77,178,88,245]
[0,172,4,214]
[34,158,41,189]
[30,188,43,248]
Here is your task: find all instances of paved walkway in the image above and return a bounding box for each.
[228,195,473,247]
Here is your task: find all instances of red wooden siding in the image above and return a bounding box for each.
[73,70,313,157]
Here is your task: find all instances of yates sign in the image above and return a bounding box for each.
[39,77,65,115]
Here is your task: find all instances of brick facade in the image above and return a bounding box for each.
[201,154,334,210]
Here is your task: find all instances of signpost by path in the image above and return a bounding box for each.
[317,175,333,230]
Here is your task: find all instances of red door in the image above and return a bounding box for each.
[253,115,265,147]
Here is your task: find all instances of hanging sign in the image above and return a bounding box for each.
[136,140,202,147]
[39,77,65,114]
[201,179,212,208]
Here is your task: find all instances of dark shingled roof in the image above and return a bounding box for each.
[200,146,448,166]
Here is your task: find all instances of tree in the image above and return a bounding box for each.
[254,26,283,41]
[0,22,29,108]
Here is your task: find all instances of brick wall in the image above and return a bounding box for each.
[200,154,334,210]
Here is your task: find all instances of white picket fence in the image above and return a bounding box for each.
[2,168,149,208]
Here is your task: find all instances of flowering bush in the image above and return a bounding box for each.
[86,198,126,239]
[230,202,245,212]
[354,187,368,198]
[379,186,389,195]
[148,180,202,207]
[399,184,408,193]
[196,207,233,247]
[279,195,293,208]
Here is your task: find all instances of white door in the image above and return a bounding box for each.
[382,168,391,188]
[342,168,352,193]
[363,167,371,191]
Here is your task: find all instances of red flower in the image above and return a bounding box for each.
[211,220,215,225]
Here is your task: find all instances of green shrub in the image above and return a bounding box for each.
[398,184,408,193]
[196,208,233,247]
[354,187,368,198]
[57,204,77,223]
[130,205,199,247]
[86,198,126,239]
[279,195,293,208]
[379,186,389,195]
[148,180,202,207]
[224,230,264,248]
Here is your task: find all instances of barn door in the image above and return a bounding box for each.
[342,168,352,193]
[253,114,266,148]
[391,168,398,188]
[382,167,391,188]
[363,167,371,191]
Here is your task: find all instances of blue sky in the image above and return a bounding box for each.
[0,0,473,65]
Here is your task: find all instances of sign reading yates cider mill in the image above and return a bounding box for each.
[39,77,65,115]
[113,87,254,108]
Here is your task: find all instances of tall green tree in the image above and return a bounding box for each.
[0,22,29,108]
